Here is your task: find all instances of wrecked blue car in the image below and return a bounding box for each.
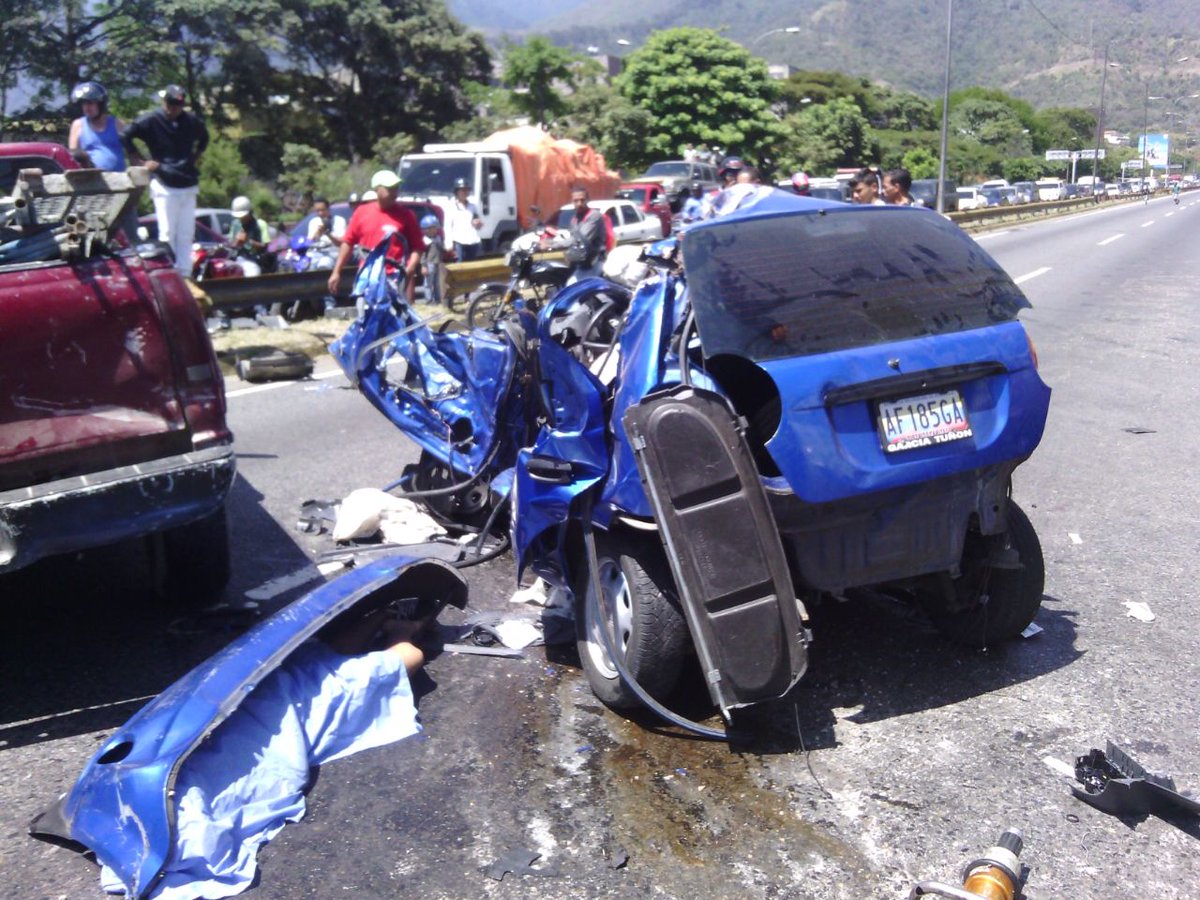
[332,190,1051,723]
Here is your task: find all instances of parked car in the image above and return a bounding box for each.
[980,178,1010,191]
[635,160,722,210]
[956,186,987,211]
[910,178,958,211]
[195,207,236,239]
[978,187,1007,207]
[616,182,674,236]
[0,143,234,605]
[555,198,665,243]
[1036,179,1065,201]
[1011,181,1037,204]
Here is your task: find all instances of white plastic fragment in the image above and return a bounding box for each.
[1020,622,1044,638]
[1042,756,1076,779]
[510,579,550,606]
[1123,601,1156,623]
[493,620,542,650]
[331,488,447,543]
[1069,532,1083,545]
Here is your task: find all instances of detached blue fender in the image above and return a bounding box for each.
[29,557,467,898]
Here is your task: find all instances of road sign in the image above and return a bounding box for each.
[1075,149,1106,160]
[1045,150,1072,161]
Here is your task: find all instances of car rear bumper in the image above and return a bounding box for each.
[767,460,1018,593]
[0,444,235,574]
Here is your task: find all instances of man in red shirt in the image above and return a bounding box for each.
[327,169,425,299]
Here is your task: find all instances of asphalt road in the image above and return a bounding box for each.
[2,193,1199,898]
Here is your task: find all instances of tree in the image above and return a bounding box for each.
[563,81,657,172]
[774,97,875,176]
[615,28,782,164]
[950,98,1032,157]
[780,70,873,118]
[275,0,491,161]
[901,147,940,179]
[501,36,577,127]
[0,0,51,138]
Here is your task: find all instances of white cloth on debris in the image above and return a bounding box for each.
[331,488,447,543]
[100,641,421,900]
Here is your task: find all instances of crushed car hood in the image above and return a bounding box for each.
[29,555,466,898]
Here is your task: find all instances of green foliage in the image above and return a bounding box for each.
[901,147,940,179]
[950,98,1032,157]
[563,81,657,172]
[197,135,249,208]
[1030,107,1097,154]
[774,97,876,176]
[372,133,418,170]
[502,36,578,126]
[780,71,873,118]
[615,28,782,164]
[1001,157,1048,182]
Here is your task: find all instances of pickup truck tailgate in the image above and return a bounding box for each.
[0,253,191,490]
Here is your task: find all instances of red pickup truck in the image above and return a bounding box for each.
[0,143,235,604]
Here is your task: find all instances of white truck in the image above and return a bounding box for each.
[396,126,619,254]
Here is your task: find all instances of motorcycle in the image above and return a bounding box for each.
[334,191,1051,735]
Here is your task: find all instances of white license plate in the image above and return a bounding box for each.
[877,389,973,453]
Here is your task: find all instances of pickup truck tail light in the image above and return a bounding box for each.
[147,264,231,449]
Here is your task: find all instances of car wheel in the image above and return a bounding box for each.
[466,288,508,330]
[576,530,689,710]
[151,504,231,608]
[919,502,1044,648]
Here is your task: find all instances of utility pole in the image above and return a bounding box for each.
[935,0,954,214]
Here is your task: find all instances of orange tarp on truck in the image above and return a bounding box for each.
[481,126,620,229]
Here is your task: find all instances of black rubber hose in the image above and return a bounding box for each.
[581,514,733,741]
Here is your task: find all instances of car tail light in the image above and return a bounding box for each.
[147,265,231,449]
[1026,331,1039,370]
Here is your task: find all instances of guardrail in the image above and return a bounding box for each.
[201,251,557,312]
[947,192,1158,231]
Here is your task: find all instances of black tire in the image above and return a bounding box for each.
[466,289,507,329]
[576,530,689,709]
[920,502,1044,648]
[152,504,231,607]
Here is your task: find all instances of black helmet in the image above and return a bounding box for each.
[690,181,704,193]
[453,177,469,190]
[718,157,745,179]
[71,81,108,105]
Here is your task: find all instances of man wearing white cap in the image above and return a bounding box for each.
[228,195,271,268]
[327,170,424,301]
[122,84,208,277]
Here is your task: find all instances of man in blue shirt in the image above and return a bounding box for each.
[681,181,705,224]
[67,81,138,241]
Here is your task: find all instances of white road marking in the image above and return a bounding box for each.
[974,230,1010,240]
[1140,220,1154,228]
[1014,267,1051,285]
[1164,211,1174,217]
[1069,532,1083,544]
[1097,234,1125,246]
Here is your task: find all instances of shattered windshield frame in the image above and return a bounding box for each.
[682,208,1031,362]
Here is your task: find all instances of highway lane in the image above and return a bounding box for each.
[4,199,1200,898]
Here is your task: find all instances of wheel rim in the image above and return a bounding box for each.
[585,557,634,679]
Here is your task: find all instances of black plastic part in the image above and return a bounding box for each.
[1073,741,1200,820]
[622,385,808,716]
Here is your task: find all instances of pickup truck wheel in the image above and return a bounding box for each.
[920,502,1044,648]
[576,531,688,709]
[150,505,231,607]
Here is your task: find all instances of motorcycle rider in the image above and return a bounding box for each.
[307,196,346,250]
[681,182,705,223]
[67,81,138,241]
[445,177,483,262]
[1172,180,1182,205]
[228,195,273,273]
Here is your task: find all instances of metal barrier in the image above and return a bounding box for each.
[201,252,565,312]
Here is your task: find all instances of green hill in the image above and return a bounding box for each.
[453,0,1200,133]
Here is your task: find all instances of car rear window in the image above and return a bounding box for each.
[682,207,1030,361]
[0,156,65,195]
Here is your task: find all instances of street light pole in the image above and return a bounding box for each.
[750,26,801,46]
[935,0,953,213]
[1091,43,1111,197]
